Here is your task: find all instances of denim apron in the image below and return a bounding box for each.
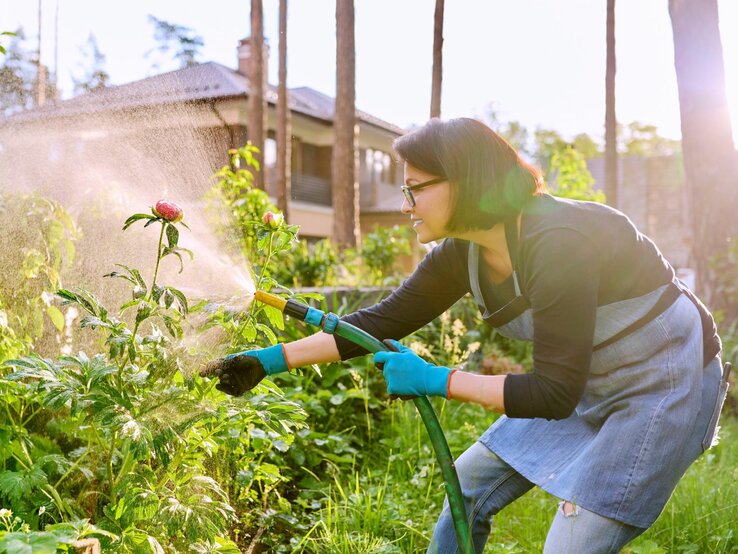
[469,219,725,528]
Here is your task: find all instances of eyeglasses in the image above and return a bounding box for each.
[401,177,445,207]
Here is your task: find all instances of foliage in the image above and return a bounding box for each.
[206,144,298,268]
[0,193,79,362]
[275,239,341,288]
[356,225,413,286]
[0,28,56,116]
[1,140,735,552]
[548,143,606,203]
[620,121,681,157]
[0,32,14,56]
[146,15,204,71]
[0,301,26,364]
[0,203,308,551]
[481,105,531,157]
[72,34,110,96]
[0,510,115,554]
[533,128,567,176]
[275,225,413,290]
[571,133,602,159]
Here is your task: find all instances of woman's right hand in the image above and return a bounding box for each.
[200,344,289,396]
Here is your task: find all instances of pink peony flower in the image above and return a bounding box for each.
[262,211,284,229]
[153,200,183,222]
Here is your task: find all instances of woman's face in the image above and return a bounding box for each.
[401,163,452,244]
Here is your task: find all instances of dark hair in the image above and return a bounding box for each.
[393,118,545,232]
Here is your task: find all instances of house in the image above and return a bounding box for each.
[0,38,409,240]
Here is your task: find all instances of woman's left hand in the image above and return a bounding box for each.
[373,339,454,398]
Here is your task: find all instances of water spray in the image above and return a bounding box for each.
[252,290,474,553]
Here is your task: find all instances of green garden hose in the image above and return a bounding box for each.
[254,291,474,553]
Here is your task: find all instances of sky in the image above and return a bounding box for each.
[1,0,737,145]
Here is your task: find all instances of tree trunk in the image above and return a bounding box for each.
[249,0,266,190]
[35,0,46,107]
[669,0,738,306]
[332,0,359,248]
[430,0,444,119]
[604,0,617,208]
[276,0,291,218]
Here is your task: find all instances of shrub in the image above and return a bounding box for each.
[0,201,307,551]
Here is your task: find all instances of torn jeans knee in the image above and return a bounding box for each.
[560,500,580,518]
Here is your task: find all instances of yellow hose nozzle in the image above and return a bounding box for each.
[254,290,288,311]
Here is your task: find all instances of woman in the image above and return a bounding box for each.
[207,118,727,553]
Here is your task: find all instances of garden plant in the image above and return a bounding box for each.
[0,144,736,552]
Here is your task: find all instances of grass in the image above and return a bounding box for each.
[297,401,738,553]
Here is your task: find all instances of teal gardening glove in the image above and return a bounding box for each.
[200,344,289,396]
[373,339,455,399]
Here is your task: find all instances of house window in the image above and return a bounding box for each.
[364,148,392,185]
[264,138,277,169]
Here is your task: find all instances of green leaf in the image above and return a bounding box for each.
[130,267,147,289]
[103,271,136,285]
[163,289,174,309]
[263,305,285,331]
[119,298,143,313]
[135,305,152,325]
[122,213,156,231]
[80,316,108,329]
[56,289,79,303]
[36,454,73,476]
[0,537,32,554]
[293,292,325,302]
[170,250,184,273]
[166,287,189,315]
[255,323,277,345]
[152,285,164,303]
[166,223,179,248]
[241,321,257,342]
[46,305,65,331]
[162,315,182,338]
[0,466,47,502]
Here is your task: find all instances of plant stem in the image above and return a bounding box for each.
[107,432,118,505]
[129,221,165,355]
[255,231,275,296]
[149,222,166,301]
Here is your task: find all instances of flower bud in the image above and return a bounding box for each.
[262,211,283,229]
[153,200,183,222]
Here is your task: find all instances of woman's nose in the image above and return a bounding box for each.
[400,195,413,214]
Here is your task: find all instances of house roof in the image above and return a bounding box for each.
[1,61,406,135]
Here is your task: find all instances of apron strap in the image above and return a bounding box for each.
[468,242,489,317]
[468,236,529,325]
[593,281,683,351]
[504,216,520,269]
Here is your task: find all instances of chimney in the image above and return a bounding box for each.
[237,37,269,81]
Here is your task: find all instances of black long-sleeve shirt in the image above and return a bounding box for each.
[334,194,720,419]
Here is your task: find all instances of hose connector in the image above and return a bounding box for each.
[322,312,340,334]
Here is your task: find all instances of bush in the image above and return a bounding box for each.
[0,192,79,361]
[0,202,307,551]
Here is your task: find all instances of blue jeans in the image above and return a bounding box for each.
[428,441,646,554]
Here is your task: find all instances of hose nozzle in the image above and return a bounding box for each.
[254,289,310,321]
[254,290,287,311]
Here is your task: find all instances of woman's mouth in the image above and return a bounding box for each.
[413,219,424,228]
